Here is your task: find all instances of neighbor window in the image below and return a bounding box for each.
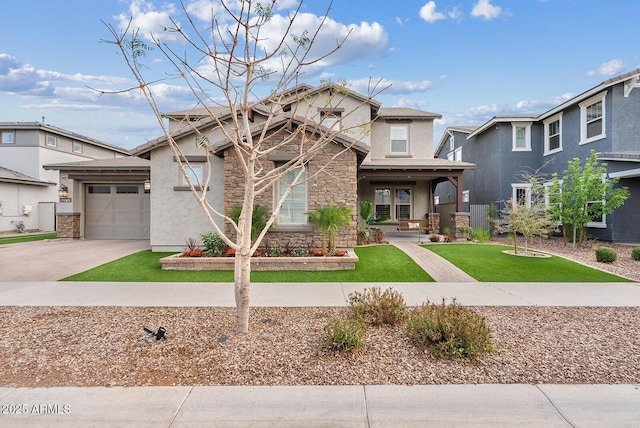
[463,190,470,203]
[512,184,532,207]
[73,141,83,153]
[512,122,532,151]
[277,167,307,224]
[390,125,408,154]
[46,135,57,147]
[586,200,606,228]
[1,131,15,144]
[448,147,462,161]
[544,113,562,155]
[580,92,606,144]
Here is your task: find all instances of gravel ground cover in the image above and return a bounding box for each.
[1,237,638,387]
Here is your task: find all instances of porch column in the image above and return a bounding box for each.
[450,212,470,241]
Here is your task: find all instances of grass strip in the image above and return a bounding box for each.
[62,245,434,282]
[0,233,58,245]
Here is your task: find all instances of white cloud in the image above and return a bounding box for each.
[515,93,573,111]
[419,2,447,24]
[347,78,434,95]
[394,98,430,109]
[471,0,504,20]
[116,0,179,42]
[587,59,624,76]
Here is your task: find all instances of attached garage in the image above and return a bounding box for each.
[86,184,150,239]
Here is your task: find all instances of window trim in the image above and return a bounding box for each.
[390,125,409,154]
[1,131,15,144]
[46,134,57,147]
[511,183,532,208]
[579,91,607,145]
[512,122,532,151]
[180,164,203,186]
[275,167,308,226]
[462,190,469,203]
[73,141,83,153]
[543,113,563,156]
[374,186,413,221]
[586,200,607,228]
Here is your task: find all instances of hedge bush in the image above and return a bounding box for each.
[595,247,617,263]
[631,247,640,261]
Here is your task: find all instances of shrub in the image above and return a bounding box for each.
[471,227,492,243]
[405,299,495,360]
[428,234,440,242]
[269,246,283,257]
[631,247,640,261]
[201,232,224,256]
[595,247,617,263]
[348,287,407,326]
[442,227,451,236]
[319,318,366,352]
[290,248,309,257]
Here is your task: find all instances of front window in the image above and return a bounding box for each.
[277,168,307,224]
[375,187,412,220]
[512,122,532,151]
[580,92,606,144]
[1,131,15,144]
[390,125,408,154]
[544,113,562,155]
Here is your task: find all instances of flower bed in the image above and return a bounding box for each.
[160,249,358,271]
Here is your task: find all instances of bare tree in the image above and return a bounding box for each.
[101,0,385,333]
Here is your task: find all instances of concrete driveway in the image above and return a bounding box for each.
[0,239,150,281]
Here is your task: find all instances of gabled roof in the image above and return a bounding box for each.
[466,115,537,140]
[434,126,479,157]
[276,82,383,111]
[43,157,150,171]
[0,122,130,155]
[0,166,55,186]
[377,108,441,120]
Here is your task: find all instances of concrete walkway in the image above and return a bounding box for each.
[1,237,640,426]
[392,240,477,282]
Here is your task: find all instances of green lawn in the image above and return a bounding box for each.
[61,245,434,282]
[0,233,57,245]
[424,243,630,282]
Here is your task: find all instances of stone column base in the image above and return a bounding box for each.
[57,213,81,239]
[427,213,440,234]
[450,212,470,240]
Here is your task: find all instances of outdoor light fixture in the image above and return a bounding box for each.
[58,184,68,198]
[143,326,166,342]
[144,176,151,191]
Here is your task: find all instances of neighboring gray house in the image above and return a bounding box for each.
[133,83,474,251]
[0,122,132,235]
[435,68,640,242]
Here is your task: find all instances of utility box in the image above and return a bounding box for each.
[22,205,32,215]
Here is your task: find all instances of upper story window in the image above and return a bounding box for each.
[449,135,454,152]
[544,113,562,155]
[181,164,203,186]
[447,147,462,161]
[46,135,57,147]
[512,122,532,151]
[579,91,606,145]
[1,131,15,144]
[320,109,342,130]
[390,125,408,154]
[73,141,83,153]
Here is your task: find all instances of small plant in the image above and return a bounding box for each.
[290,247,309,257]
[372,228,386,244]
[201,231,224,256]
[319,318,366,352]
[348,287,407,326]
[405,299,495,360]
[470,227,492,243]
[269,246,283,257]
[442,227,451,236]
[443,235,454,243]
[632,247,640,261]
[428,234,440,242]
[595,247,617,263]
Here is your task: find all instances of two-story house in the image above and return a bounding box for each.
[435,67,640,242]
[0,122,135,236]
[132,83,474,251]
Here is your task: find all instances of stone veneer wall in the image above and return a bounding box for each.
[57,213,81,239]
[223,128,359,249]
[450,212,470,240]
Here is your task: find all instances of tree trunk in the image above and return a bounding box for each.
[234,251,251,334]
[511,199,518,254]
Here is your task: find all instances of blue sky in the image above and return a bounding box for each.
[1,0,639,150]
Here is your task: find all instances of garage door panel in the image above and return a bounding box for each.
[86,184,150,240]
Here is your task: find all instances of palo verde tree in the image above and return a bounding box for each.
[494,168,558,255]
[102,0,385,333]
[548,150,629,247]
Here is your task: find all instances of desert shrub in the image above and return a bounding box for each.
[631,247,640,261]
[405,299,495,360]
[290,248,309,257]
[595,247,617,263]
[201,232,224,256]
[471,227,492,242]
[348,287,407,326]
[319,318,366,352]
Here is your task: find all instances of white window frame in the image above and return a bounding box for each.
[448,147,462,161]
[586,200,607,228]
[390,125,409,154]
[579,91,607,145]
[449,135,455,152]
[320,109,342,130]
[181,164,203,186]
[434,195,440,205]
[1,131,15,144]
[511,183,532,208]
[462,190,469,203]
[512,122,532,151]
[46,134,57,147]
[73,141,83,153]
[276,167,308,225]
[543,113,563,156]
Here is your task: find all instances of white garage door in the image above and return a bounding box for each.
[85,184,150,239]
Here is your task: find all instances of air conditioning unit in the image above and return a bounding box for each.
[22,205,32,215]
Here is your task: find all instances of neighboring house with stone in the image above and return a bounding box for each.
[0,122,131,235]
[133,83,474,251]
[435,67,640,242]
